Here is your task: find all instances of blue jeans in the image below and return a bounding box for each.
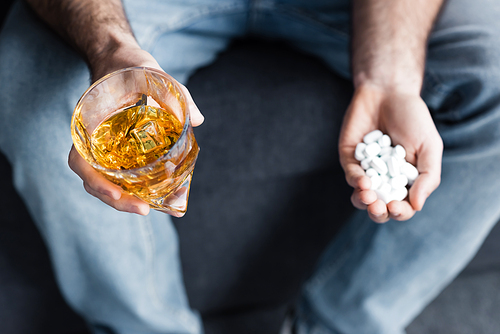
[1,0,500,333]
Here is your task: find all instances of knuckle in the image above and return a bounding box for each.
[434,174,442,188]
[68,151,76,170]
[430,174,441,192]
[346,174,354,187]
[114,204,129,213]
[436,135,444,151]
[86,172,104,189]
[359,189,373,205]
[113,198,136,213]
[83,182,93,196]
[350,193,359,207]
[351,192,364,210]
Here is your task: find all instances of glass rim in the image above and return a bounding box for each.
[71,66,191,174]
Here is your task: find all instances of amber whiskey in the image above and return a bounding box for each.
[90,104,183,170]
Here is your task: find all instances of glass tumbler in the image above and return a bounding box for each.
[71,67,199,215]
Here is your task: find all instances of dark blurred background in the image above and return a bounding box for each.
[2,1,500,334]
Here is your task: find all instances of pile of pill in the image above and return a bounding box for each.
[355,130,419,204]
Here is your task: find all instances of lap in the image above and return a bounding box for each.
[293,1,500,332]
[0,2,205,332]
[3,0,500,332]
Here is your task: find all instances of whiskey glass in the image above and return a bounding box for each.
[71,67,199,215]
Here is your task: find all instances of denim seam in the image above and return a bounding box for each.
[138,215,196,331]
[138,215,163,310]
[142,3,249,53]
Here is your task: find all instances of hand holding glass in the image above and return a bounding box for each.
[71,67,199,215]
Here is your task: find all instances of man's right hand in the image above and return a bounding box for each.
[68,45,204,216]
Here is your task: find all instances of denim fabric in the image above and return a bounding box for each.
[1,0,500,333]
[293,0,500,333]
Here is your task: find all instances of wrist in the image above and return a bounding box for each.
[353,69,423,96]
[352,78,424,106]
[87,33,141,81]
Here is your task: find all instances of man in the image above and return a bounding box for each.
[1,0,500,333]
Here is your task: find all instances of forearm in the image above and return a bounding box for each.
[352,0,444,94]
[25,0,139,71]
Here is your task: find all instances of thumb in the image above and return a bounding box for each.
[408,137,443,211]
[179,84,204,127]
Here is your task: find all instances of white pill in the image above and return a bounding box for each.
[370,174,382,190]
[380,146,392,156]
[381,174,390,184]
[355,143,367,161]
[387,156,401,177]
[375,183,393,204]
[392,145,406,160]
[355,151,365,161]
[378,134,392,147]
[379,182,392,193]
[365,168,378,177]
[390,174,408,189]
[391,187,408,202]
[380,154,391,163]
[401,162,418,184]
[370,157,388,175]
[364,142,381,157]
[363,130,383,144]
[361,157,372,170]
[375,190,392,204]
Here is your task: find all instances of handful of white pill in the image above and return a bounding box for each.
[355,130,419,204]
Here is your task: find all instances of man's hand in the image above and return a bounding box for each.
[68,45,204,217]
[27,0,204,216]
[339,84,443,223]
[346,0,444,222]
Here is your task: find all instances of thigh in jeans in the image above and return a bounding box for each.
[282,1,500,333]
[0,1,248,333]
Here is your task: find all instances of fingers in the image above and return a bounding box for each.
[69,146,121,200]
[341,145,433,222]
[351,188,378,210]
[386,200,416,221]
[68,146,150,215]
[179,84,204,127]
[344,161,372,190]
[351,187,416,222]
[366,199,390,223]
[365,198,416,223]
[409,170,441,211]
[408,136,443,211]
[83,181,150,215]
[351,186,418,222]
